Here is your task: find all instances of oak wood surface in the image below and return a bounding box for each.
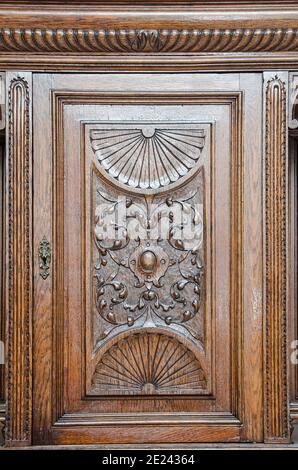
[264,72,290,443]
[30,72,264,445]
[289,131,298,423]
[0,137,4,405]
[5,72,33,447]
[1,0,294,448]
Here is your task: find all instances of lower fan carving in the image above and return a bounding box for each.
[91,332,207,395]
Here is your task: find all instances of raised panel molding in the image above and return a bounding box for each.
[5,73,32,446]
[264,72,290,443]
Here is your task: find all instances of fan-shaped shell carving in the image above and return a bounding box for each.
[90,125,206,191]
[92,332,207,395]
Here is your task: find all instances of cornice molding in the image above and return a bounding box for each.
[1,28,298,54]
[1,4,298,68]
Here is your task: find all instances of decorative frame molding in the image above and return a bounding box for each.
[5,72,32,447]
[264,72,290,443]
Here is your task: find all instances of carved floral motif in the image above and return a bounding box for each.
[93,172,205,346]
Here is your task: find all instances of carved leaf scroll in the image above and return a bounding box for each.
[92,171,205,347]
[90,121,208,397]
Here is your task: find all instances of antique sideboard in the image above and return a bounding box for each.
[0,1,298,448]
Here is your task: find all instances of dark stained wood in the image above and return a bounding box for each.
[50,424,242,445]
[288,73,298,425]
[30,73,263,445]
[264,72,290,443]
[0,74,5,445]
[289,134,298,425]
[0,73,5,409]
[240,73,263,441]
[0,138,4,404]
[0,133,5,419]
[1,2,298,70]
[0,0,295,448]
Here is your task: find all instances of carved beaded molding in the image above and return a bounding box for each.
[1,28,298,53]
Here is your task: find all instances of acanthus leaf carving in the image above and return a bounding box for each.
[92,167,205,347]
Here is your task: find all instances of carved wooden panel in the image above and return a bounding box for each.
[264,72,290,443]
[92,331,207,395]
[90,124,206,191]
[32,74,264,445]
[88,121,208,396]
[0,1,293,450]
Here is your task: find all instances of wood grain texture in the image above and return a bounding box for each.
[0,1,293,448]
[32,73,53,446]
[0,78,5,444]
[264,72,290,443]
[56,90,228,418]
[240,73,263,442]
[5,72,32,447]
[50,424,241,445]
[288,131,298,425]
[31,73,262,445]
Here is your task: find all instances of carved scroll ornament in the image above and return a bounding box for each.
[90,122,207,348]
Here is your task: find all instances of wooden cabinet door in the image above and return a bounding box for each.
[33,73,263,445]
